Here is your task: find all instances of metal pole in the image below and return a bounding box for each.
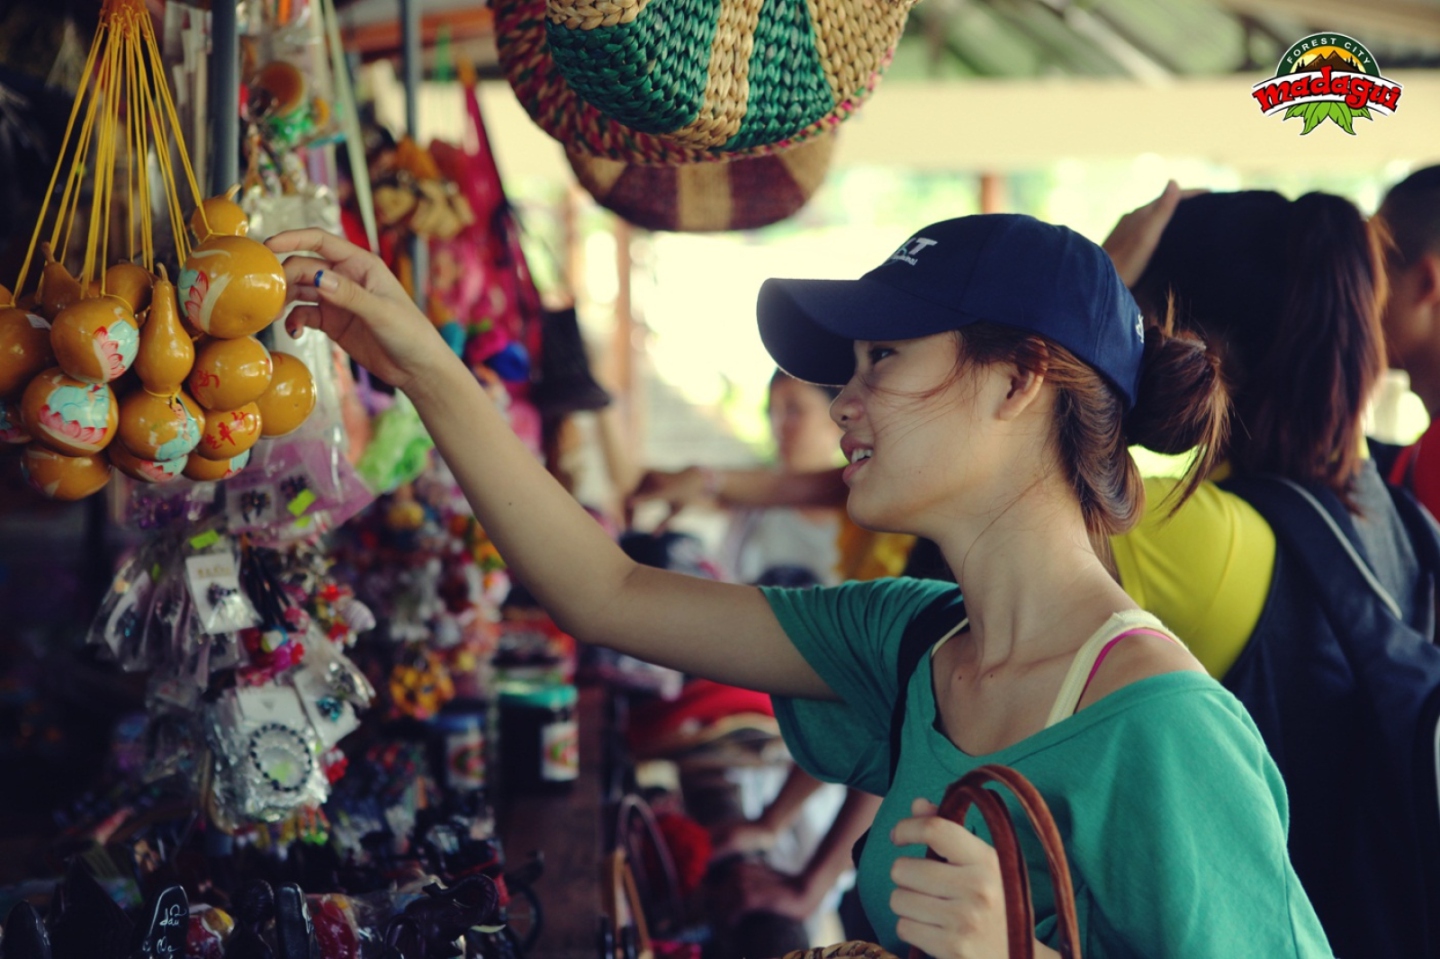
[401,0,427,311]
[209,0,240,195]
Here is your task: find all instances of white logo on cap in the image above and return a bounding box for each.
[889,237,938,266]
[1135,312,1144,342]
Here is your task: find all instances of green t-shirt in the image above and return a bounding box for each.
[763,578,1332,959]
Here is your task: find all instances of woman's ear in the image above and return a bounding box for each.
[995,363,1047,422]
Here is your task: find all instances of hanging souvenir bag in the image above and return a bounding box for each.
[780,765,1082,959]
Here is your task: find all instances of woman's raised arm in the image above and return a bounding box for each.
[267,228,829,698]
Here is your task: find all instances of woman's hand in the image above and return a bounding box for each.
[265,229,455,393]
[710,818,779,858]
[1102,180,1205,287]
[626,467,714,526]
[890,798,1057,959]
[718,860,819,923]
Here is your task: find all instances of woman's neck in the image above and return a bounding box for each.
[931,482,1134,670]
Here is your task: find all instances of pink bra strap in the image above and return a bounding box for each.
[1079,628,1178,701]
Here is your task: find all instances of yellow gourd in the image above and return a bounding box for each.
[190,185,249,243]
[134,264,194,397]
[104,262,155,318]
[38,243,83,320]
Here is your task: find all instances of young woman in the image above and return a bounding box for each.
[269,214,1330,957]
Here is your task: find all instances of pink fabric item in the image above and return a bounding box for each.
[1079,627,1178,701]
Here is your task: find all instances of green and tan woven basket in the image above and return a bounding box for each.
[495,0,916,163]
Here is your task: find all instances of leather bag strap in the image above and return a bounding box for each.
[913,764,1082,959]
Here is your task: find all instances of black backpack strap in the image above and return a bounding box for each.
[886,589,967,785]
[1386,481,1440,642]
[851,588,966,866]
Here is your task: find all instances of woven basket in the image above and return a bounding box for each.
[494,0,913,163]
[565,128,836,232]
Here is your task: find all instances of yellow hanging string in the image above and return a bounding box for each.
[140,11,209,242]
[138,52,188,268]
[79,42,113,287]
[133,23,155,273]
[125,24,138,265]
[12,17,104,302]
[98,42,124,290]
[83,39,123,289]
[56,81,103,270]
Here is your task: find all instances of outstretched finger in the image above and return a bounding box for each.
[266,228,369,262]
[282,258,330,303]
[284,304,322,339]
[311,265,386,321]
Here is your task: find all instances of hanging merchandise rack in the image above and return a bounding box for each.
[0,0,316,501]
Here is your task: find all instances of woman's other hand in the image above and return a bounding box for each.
[627,467,714,526]
[719,860,819,923]
[266,229,455,393]
[890,797,1057,959]
[1102,180,1204,287]
[710,818,779,858]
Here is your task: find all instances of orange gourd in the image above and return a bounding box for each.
[255,352,316,436]
[21,368,118,456]
[134,264,194,397]
[0,308,54,397]
[189,335,273,411]
[38,243,83,320]
[21,446,111,500]
[104,262,155,317]
[50,297,139,384]
[178,236,286,339]
[190,185,249,243]
[194,402,262,460]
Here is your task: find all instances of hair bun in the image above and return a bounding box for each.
[1124,322,1229,457]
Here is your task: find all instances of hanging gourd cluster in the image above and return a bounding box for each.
[0,0,317,501]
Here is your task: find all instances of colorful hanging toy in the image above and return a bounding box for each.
[3,0,316,500]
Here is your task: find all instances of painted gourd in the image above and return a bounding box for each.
[117,389,204,461]
[183,447,251,481]
[189,335,273,411]
[255,352,316,437]
[177,236,286,339]
[38,243,83,320]
[21,446,112,500]
[0,397,31,443]
[0,308,54,396]
[134,265,195,396]
[51,298,139,384]
[21,368,117,456]
[194,402,262,460]
[108,440,186,484]
[191,185,249,243]
[104,263,155,318]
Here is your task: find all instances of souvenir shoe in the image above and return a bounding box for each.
[130,885,188,959]
[49,859,133,959]
[2,901,52,959]
[224,882,275,959]
[273,884,312,959]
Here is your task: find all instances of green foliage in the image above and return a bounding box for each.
[1286,100,1365,135]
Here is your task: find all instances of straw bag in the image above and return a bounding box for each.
[781,765,1082,959]
[542,0,916,154]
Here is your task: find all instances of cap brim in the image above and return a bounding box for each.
[758,276,970,386]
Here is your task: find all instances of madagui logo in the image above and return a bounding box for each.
[1252,33,1402,135]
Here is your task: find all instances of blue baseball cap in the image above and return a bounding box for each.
[757,214,1146,409]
